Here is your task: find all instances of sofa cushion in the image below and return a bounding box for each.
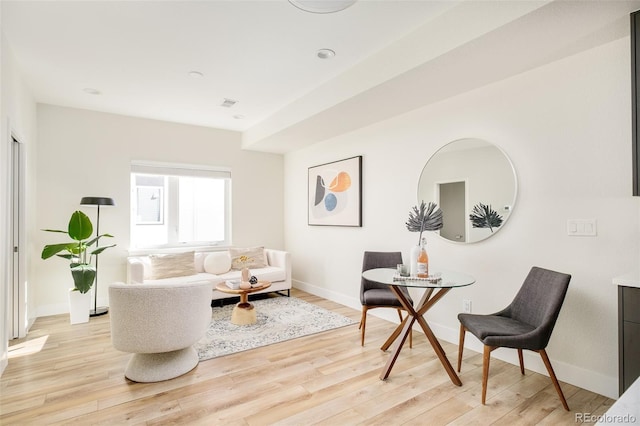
[204,252,232,274]
[149,251,196,280]
[218,266,286,283]
[229,246,267,270]
[194,252,207,273]
[145,272,224,286]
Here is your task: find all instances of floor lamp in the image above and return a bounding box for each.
[80,196,115,317]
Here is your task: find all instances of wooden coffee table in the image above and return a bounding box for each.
[215,281,271,325]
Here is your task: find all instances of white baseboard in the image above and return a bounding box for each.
[36,297,110,318]
[37,302,69,318]
[294,280,362,312]
[293,279,618,400]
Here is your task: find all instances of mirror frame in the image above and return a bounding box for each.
[417,138,517,244]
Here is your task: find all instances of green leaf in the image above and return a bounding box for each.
[91,244,116,256]
[68,211,93,242]
[41,243,77,259]
[70,263,96,293]
[67,242,87,256]
[85,233,114,248]
[56,254,76,260]
[41,229,69,234]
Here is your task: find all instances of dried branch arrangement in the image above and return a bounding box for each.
[469,203,503,233]
[406,201,443,244]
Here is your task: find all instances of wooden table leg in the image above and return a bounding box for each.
[379,313,414,380]
[415,312,462,386]
[381,316,408,351]
[237,291,251,309]
[380,287,429,350]
[380,286,462,386]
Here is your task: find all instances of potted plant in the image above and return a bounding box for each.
[41,210,115,324]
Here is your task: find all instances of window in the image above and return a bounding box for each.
[130,162,231,249]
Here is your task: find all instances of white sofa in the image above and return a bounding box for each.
[126,248,291,301]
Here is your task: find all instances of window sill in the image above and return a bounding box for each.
[127,244,231,256]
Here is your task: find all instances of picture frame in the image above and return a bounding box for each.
[308,156,362,227]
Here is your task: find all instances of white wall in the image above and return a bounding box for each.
[34,105,284,316]
[284,37,639,399]
[0,33,38,373]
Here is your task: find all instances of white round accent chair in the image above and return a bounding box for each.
[109,280,213,382]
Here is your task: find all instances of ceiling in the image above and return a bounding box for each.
[3,0,640,153]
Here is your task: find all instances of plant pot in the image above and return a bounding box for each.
[68,288,91,324]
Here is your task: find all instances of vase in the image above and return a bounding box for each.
[417,238,429,277]
[68,288,91,324]
[410,244,421,276]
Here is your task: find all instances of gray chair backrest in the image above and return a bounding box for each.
[504,266,571,347]
[360,251,402,303]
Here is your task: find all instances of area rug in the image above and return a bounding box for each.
[195,296,357,361]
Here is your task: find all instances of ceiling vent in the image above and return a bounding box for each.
[220,98,238,108]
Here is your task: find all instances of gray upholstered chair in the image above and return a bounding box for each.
[457,266,571,410]
[109,280,212,382]
[359,251,413,347]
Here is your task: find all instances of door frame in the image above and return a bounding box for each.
[8,126,27,339]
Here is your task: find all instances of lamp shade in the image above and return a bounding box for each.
[80,197,115,206]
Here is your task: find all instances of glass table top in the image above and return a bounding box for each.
[362,267,475,289]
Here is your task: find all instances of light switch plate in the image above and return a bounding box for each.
[567,219,597,236]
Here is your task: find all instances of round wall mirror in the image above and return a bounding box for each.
[417,138,517,243]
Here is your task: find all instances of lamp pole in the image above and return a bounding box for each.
[80,196,114,317]
[91,203,105,316]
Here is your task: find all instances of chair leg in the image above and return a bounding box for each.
[360,307,368,346]
[517,348,525,375]
[457,324,466,372]
[538,349,570,411]
[481,345,494,405]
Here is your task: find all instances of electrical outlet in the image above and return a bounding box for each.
[463,299,472,313]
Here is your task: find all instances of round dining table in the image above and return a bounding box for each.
[362,268,475,384]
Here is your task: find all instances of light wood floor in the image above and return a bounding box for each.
[1,289,613,425]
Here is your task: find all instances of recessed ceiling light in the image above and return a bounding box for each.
[83,88,101,95]
[188,70,204,78]
[289,0,357,14]
[317,49,336,59]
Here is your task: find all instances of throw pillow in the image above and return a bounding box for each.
[194,252,207,273]
[229,246,267,270]
[204,252,232,274]
[149,251,196,280]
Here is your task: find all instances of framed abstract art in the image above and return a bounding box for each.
[308,156,362,227]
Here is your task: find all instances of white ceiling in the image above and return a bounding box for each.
[3,0,640,153]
